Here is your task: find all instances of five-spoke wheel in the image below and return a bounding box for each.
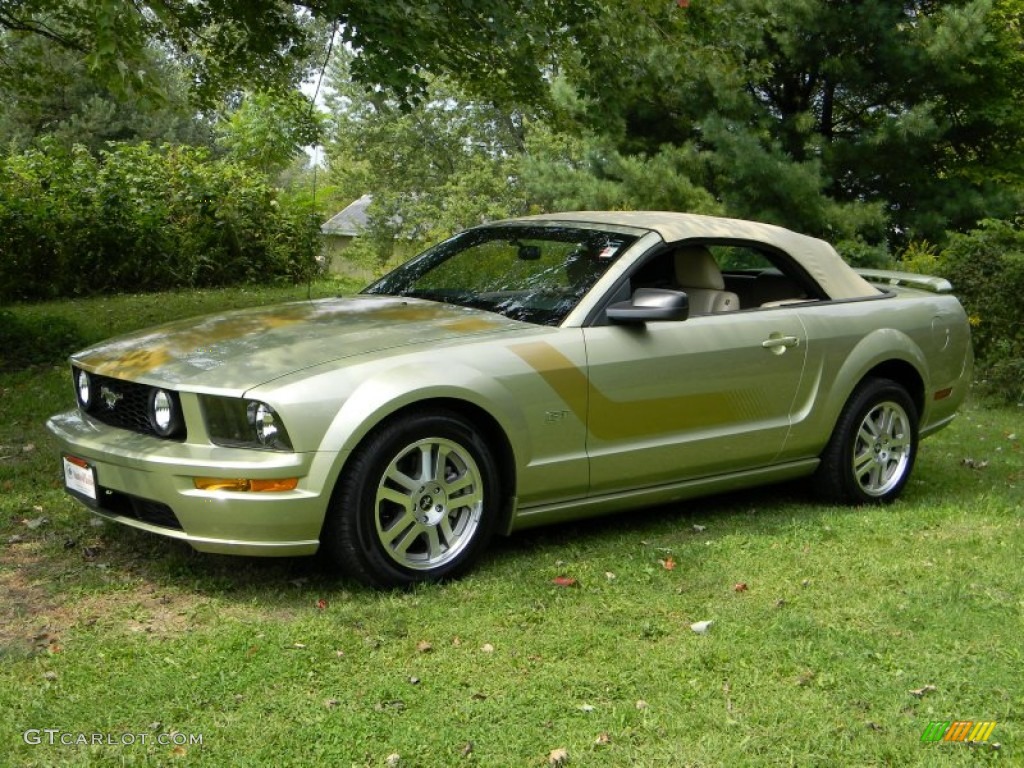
[374,437,485,571]
[815,378,919,504]
[322,410,500,588]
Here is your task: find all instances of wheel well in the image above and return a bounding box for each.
[862,360,925,417]
[341,397,518,533]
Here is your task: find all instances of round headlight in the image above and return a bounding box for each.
[247,401,280,445]
[149,388,180,437]
[76,369,93,410]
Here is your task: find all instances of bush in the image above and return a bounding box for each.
[0,142,322,302]
[903,220,1024,402]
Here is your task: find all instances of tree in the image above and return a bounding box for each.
[0,29,213,151]
[562,0,1024,246]
[215,90,323,176]
[0,0,594,107]
[325,51,530,258]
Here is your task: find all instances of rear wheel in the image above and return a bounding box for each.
[815,378,919,504]
[322,410,500,588]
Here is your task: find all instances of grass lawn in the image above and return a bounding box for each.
[1,285,1021,767]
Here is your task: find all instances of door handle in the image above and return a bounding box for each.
[761,334,800,353]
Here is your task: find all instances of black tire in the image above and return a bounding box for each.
[814,378,919,505]
[322,409,501,588]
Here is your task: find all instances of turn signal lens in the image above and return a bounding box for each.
[193,477,299,492]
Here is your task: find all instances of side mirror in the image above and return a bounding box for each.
[607,288,689,324]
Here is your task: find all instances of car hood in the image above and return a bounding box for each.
[72,295,528,393]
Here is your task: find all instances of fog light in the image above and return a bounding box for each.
[149,388,182,437]
[76,369,93,410]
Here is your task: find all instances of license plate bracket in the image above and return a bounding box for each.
[62,455,98,506]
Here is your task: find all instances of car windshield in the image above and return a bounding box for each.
[363,225,637,325]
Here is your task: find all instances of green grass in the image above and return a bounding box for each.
[1,287,1021,767]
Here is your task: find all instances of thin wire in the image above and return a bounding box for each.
[306,20,340,300]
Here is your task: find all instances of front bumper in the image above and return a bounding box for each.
[46,410,341,556]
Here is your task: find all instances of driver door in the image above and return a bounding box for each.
[582,304,808,496]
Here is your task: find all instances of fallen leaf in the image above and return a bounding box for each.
[594,732,611,746]
[605,571,616,581]
[416,640,433,653]
[909,685,937,698]
[43,671,58,681]
[548,747,569,767]
[552,576,578,588]
[733,582,748,592]
[481,643,495,653]
[335,650,345,657]
[171,745,187,757]
[386,753,401,767]
[460,741,473,757]
[690,620,713,634]
[660,556,677,571]
[635,699,649,710]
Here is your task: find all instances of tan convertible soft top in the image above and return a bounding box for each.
[517,211,881,300]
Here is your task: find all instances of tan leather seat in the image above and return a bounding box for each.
[674,246,740,314]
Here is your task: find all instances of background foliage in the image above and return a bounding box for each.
[0,143,321,302]
[1,0,1023,397]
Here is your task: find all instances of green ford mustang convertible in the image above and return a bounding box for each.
[47,212,974,587]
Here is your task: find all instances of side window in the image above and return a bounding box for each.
[623,241,822,316]
[708,244,822,309]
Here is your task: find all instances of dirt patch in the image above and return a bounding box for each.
[0,541,200,656]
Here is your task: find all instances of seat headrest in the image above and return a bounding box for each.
[674,246,725,290]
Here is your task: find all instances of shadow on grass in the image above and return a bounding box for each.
[70,478,855,602]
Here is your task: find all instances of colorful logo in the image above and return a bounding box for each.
[921,721,997,743]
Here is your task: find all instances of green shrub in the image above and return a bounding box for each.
[903,220,1024,403]
[0,142,322,302]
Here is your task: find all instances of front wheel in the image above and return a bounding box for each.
[814,378,919,505]
[322,410,501,588]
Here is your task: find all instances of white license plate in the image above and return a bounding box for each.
[63,455,97,504]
